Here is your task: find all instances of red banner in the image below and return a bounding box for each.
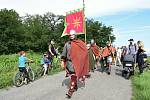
[62,9,85,37]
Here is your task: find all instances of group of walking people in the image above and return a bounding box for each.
[121,38,148,74]
[18,28,148,99]
[60,29,118,98]
[60,29,148,98]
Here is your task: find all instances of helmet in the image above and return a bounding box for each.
[69,30,77,35]
[90,39,95,45]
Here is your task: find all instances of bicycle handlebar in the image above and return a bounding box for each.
[26,61,34,65]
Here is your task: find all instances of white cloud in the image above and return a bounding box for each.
[0,0,150,17]
[0,0,83,16]
[113,25,150,51]
[86,0,150,17]
[114,25,150,34]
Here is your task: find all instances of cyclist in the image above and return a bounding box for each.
[18,51,33,82]
[41,52,51,75]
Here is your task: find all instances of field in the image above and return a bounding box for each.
[132,57,150,100]
[0,51,62,89]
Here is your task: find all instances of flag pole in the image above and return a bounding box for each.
[109,35,111,43]
[83,0,87,43]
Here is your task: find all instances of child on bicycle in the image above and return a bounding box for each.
[18,51,32,82]
[40,52,51,75]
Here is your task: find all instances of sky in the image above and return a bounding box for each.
[97,9,150,54]
[0,0,150,53]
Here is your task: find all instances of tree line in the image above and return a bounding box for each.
[0,8,115,54]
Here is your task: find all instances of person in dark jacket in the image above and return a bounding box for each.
[137,41,147,74]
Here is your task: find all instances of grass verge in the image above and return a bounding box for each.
[132,57,150,100]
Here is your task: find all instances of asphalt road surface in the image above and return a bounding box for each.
[0,65,132,100]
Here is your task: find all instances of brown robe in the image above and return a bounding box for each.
[70,40,89,78]
[91,44,100,57]
[61,39,89,79]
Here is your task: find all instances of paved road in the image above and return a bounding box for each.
[0,66,132,100]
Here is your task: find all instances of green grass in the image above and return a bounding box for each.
[0,51,62,89]
[132,57,150,100]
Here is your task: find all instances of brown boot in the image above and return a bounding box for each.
[66,86,74,98]
[72,75,78,91]
[66,75,77,98]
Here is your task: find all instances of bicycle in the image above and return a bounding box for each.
[35,55,61,78]
[13,61,35,87]
[35,64,48,78]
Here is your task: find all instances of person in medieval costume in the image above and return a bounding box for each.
[90,39,100,69]
[61,30,89,98]
[102,41,114,73]
[87,44,95,72]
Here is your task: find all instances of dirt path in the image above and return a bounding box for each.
[0,65,132,100]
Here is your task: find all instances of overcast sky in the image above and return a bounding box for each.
[1,0,150,53]
[1,0,150,16]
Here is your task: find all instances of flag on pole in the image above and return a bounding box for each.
[62,9,85,37]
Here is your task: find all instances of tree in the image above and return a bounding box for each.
[0,9,25,54]
[0,8,116,54]
[86,19,115,47]
[22,13,66,52]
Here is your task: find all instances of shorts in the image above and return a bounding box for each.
[18,67,26,72]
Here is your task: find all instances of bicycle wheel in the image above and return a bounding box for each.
[35,66,45,78]
[28,67,35,81]
[13,72,24,87]
[39,67,45,76]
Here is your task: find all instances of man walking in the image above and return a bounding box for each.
[127,39,138,65]
[61,30,89,98]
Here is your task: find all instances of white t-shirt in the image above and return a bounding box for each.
[117,48,122,58]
